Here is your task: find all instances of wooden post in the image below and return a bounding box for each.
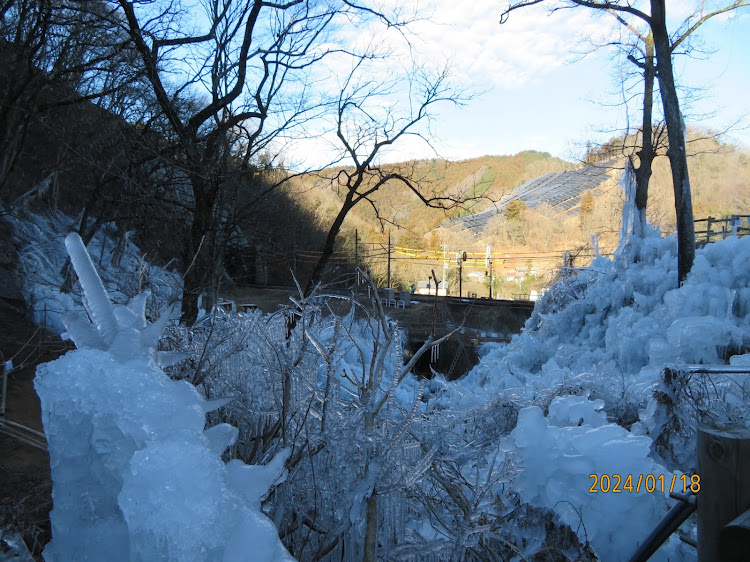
[706,216,713,244]
[697,424,750,561]
[722,508,750,560]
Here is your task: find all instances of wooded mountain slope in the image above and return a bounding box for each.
[288,133,750,297]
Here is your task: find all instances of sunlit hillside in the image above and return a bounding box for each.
[289,132,750,299]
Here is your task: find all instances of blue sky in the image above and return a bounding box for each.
[288,1,749,168]
[398,1,750,163]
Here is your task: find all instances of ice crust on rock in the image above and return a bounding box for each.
[35,233,293,561]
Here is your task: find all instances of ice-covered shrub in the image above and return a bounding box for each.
[6,210,180,333]
[158,281,577,561]
[637,365,750,467]
[35,233,292,561]
[160,290,430,559]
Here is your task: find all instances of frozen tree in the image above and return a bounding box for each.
[501,0,750,284]
[113,0,472,323]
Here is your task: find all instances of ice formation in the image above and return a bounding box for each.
[447,231,750,423]
[20,189,750,560]
[35,233,293,561]
[427,168,750,559]
[8,210,180,333]
[510,397,677,561]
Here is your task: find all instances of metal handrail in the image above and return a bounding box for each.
[628,492,697,562]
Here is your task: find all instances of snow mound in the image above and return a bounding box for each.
[35,233,293,561]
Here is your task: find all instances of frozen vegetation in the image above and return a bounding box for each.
[6,210,180,333]
[9,172,750,560]
[34,233,293,561]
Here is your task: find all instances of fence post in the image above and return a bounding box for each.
[706,216,713,244]
[697,424,750,561]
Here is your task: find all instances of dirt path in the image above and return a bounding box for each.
[0,300,71,559]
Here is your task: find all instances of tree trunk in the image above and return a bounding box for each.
[304,195,355,296]
[180,177,216,325]
[651,0,695,285]
[634,31,655,238]
[363,410,378,562]
[363,492,377,562]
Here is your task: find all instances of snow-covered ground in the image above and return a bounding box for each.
[9,187,750,560]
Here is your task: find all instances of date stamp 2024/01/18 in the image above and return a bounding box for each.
[589,473,701,494]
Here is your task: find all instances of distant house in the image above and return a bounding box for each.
[506,267,537,282]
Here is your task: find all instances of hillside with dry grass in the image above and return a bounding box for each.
[288,132,750,298]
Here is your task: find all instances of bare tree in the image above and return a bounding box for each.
[592,2,748,238]
[115,0,445,324]
[304,60,472,295]
[501,0,749,285]
[0,0,141,196]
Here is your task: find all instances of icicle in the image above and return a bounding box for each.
[64,232,118,346]
[113,304,139,329]
[126,291,149,328]
[155,351,189,367]
[62,311,107,351]
[203,423,239,455]
[615,158,637,259]
[140,303,175,350]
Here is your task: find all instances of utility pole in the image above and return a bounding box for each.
[486,245,493,299]
[456,251,466,298]
[354,229,359,286]
[442,244,448,288]
[431,269,440,297]
[387,231,391,288]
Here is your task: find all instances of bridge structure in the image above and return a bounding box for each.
[224,284,536,379]
[380,293,535,378]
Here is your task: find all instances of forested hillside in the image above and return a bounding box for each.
[291,151,574,241]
